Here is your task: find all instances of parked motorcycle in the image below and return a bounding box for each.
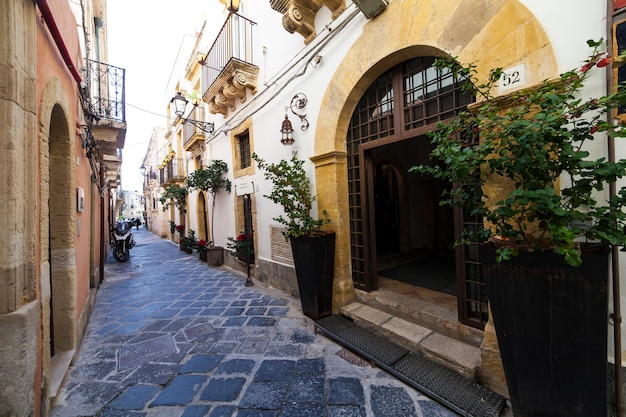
[111,220,135,262]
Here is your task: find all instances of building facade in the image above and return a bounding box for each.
[150,0,625,406]
[0,0,126,415]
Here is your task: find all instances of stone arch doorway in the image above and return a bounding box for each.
[197,192,209,242]
[48,103,76,356]
[311,0,557,322]
[346,56,468,312]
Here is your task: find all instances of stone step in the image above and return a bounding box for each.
[354,287,484,348]
[50,349,75,401]
[341,301,480,381]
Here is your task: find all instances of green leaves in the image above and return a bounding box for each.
[410,39,626,265]
[160,184,188,213]
[253,151,330,238]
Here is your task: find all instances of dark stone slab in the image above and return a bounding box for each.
[267,307,289,317]
[286,376,325,402]
[246,307,267,316]
[125,363,180,385]
[108,385,161,410]
[253,360,295,381]
[328,378,365,405]
[216,359,256,375]
[370,386,417,417]
[280,403,326,417]
[149,375,207,406]
[223,317,248,327]
[295,358,325,375]
[180,354,224,373]
[247,317,277,327]
[238,381,289,409]
[200,377,246,401]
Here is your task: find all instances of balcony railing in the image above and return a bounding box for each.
[159,158,186,185]
[202,13,259,115]
[202,13,256,90]
[183,106,206,148]
[86,59,126,123]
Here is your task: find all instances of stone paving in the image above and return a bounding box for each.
[52,228,459,417]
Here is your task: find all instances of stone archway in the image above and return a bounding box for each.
[312,0,557,312]
[39,77,77,368]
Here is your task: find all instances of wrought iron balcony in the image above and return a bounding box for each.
[182,106,206,151]
[202,13,259,116]
[85,59,127,155]
[86,59,126,123]
[159,158,186,185]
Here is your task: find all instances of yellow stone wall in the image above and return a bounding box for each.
[312,0,557,396]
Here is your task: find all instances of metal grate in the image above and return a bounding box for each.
[316,315,506,417]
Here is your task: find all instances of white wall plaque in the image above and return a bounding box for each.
[499,64,526,92]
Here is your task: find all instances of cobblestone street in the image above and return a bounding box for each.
[52,228,458,417]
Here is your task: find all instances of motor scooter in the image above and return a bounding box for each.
[111,220,135,262]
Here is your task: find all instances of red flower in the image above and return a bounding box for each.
[596,57,613,68]
[580,62,594,73]
[236,233,252,241]
[590,125,600,134]
[175,224,185,231]
[198,239,208,247]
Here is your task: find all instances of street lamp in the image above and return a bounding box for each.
[139,164,146,177]
[170,92,214,134]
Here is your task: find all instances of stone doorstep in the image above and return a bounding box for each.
[341,302,480,381]
[354,288,484,348]
[50,349,75,400]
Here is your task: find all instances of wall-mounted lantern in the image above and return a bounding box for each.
[280,93,309,145]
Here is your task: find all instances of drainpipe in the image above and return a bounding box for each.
[607,0,625,414]
[35,0,82,84]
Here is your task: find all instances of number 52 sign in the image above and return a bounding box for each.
[499,64,526,92]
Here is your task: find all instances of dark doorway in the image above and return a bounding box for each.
[346,56,488,328]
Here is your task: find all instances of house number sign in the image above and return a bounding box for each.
[499,64,526,92]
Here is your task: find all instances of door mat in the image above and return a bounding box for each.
[315,315,506,417]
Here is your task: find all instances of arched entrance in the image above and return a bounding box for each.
[47,103,76,355]
[311,0,557,324]
[197,192,209,241]
[345,56,487,326]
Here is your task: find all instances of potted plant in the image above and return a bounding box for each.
[187,160,232,266]
[160,184,188,214]
[197,239,209,262]
[253,151,333,320]
[411,39,626,417]
[180,229,196,254]
[227,232,255,263]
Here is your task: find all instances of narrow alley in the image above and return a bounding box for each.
[51,228,458,417]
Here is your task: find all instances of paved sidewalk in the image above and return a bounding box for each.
[52,228,459,417]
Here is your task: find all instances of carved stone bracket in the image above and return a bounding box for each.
[270,0,346,44]
[203,58,259,116]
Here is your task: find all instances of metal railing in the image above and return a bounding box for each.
[159,158,186,184]
[202,13,256,95]
[86,59,126,123]
[183,106,205,146]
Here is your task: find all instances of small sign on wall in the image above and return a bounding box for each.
[235,177,255,196]
[499,64,526,93]
[76,187,84,212]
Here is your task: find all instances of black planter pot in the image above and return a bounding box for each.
[236,248,254,263]
[480,245,609,417]
[290,232,335,320]
[199,250,208,262]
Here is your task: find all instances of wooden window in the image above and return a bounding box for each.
[238,131,251,169]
